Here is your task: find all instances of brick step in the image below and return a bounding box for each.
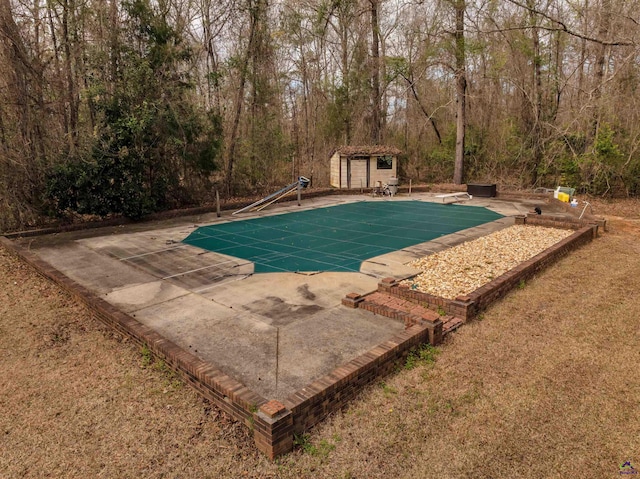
[363,291,440,323]
[346,291,463,338]
[442,316,463,334]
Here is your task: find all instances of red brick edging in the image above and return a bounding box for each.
[351,221,598,322]
[0,236,440,459]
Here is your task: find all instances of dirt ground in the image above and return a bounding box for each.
[1,199,639,478]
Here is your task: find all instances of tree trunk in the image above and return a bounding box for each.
[62,0,79,153]
[453,0,466,185]
[224,0,258,196]
[528,0,542,185]
[108,0,119,92]
[370,0,381,144]
[0,0,35,155]
[224,55,249,197]
[47,4,71,140]
[339,14,351,144]
[577,0,588,108]
[592,0,611,142]
[402,74,442,144]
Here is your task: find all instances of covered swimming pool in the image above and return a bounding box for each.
[183,201,503,273]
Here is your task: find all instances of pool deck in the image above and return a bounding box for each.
[14,193,557,401]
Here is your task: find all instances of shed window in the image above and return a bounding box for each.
[377,156,393,170]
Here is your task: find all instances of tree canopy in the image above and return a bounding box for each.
[1,0,639,230]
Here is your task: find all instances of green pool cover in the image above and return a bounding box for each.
[183,201,502,273]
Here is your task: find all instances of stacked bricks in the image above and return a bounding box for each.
[359,289,463,337]
[343,283,444,346]
[360,291,441,326]
[341,292,364,308]
[379,277,476,321]
[254,401,294,459]
[355,288,445,345]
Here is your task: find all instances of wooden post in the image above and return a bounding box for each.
[409,179,412,196]
[216,189,221,217]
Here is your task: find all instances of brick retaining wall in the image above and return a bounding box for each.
[283,323,431,435]
[371,222,597,321]
[0,235,439,459]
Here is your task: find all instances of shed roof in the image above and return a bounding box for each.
[334,145,402,156]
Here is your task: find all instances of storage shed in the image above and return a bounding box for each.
[330,146,401,190]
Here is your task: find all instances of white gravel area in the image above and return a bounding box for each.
[403,225,573,299]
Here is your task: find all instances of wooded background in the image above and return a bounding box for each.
[1,0,639,230]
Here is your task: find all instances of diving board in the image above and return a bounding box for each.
[435,192,472,204]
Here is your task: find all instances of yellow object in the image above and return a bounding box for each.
[557,192,570,203]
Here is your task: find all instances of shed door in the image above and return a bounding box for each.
[347,157,370,189]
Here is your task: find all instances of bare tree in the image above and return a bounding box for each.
[453,0,466,185]
[370,0,381,144]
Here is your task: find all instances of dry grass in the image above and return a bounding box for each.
[583,196,640,220]
[2,214,640,478]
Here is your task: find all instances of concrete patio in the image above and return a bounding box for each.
[15,193,550,401]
